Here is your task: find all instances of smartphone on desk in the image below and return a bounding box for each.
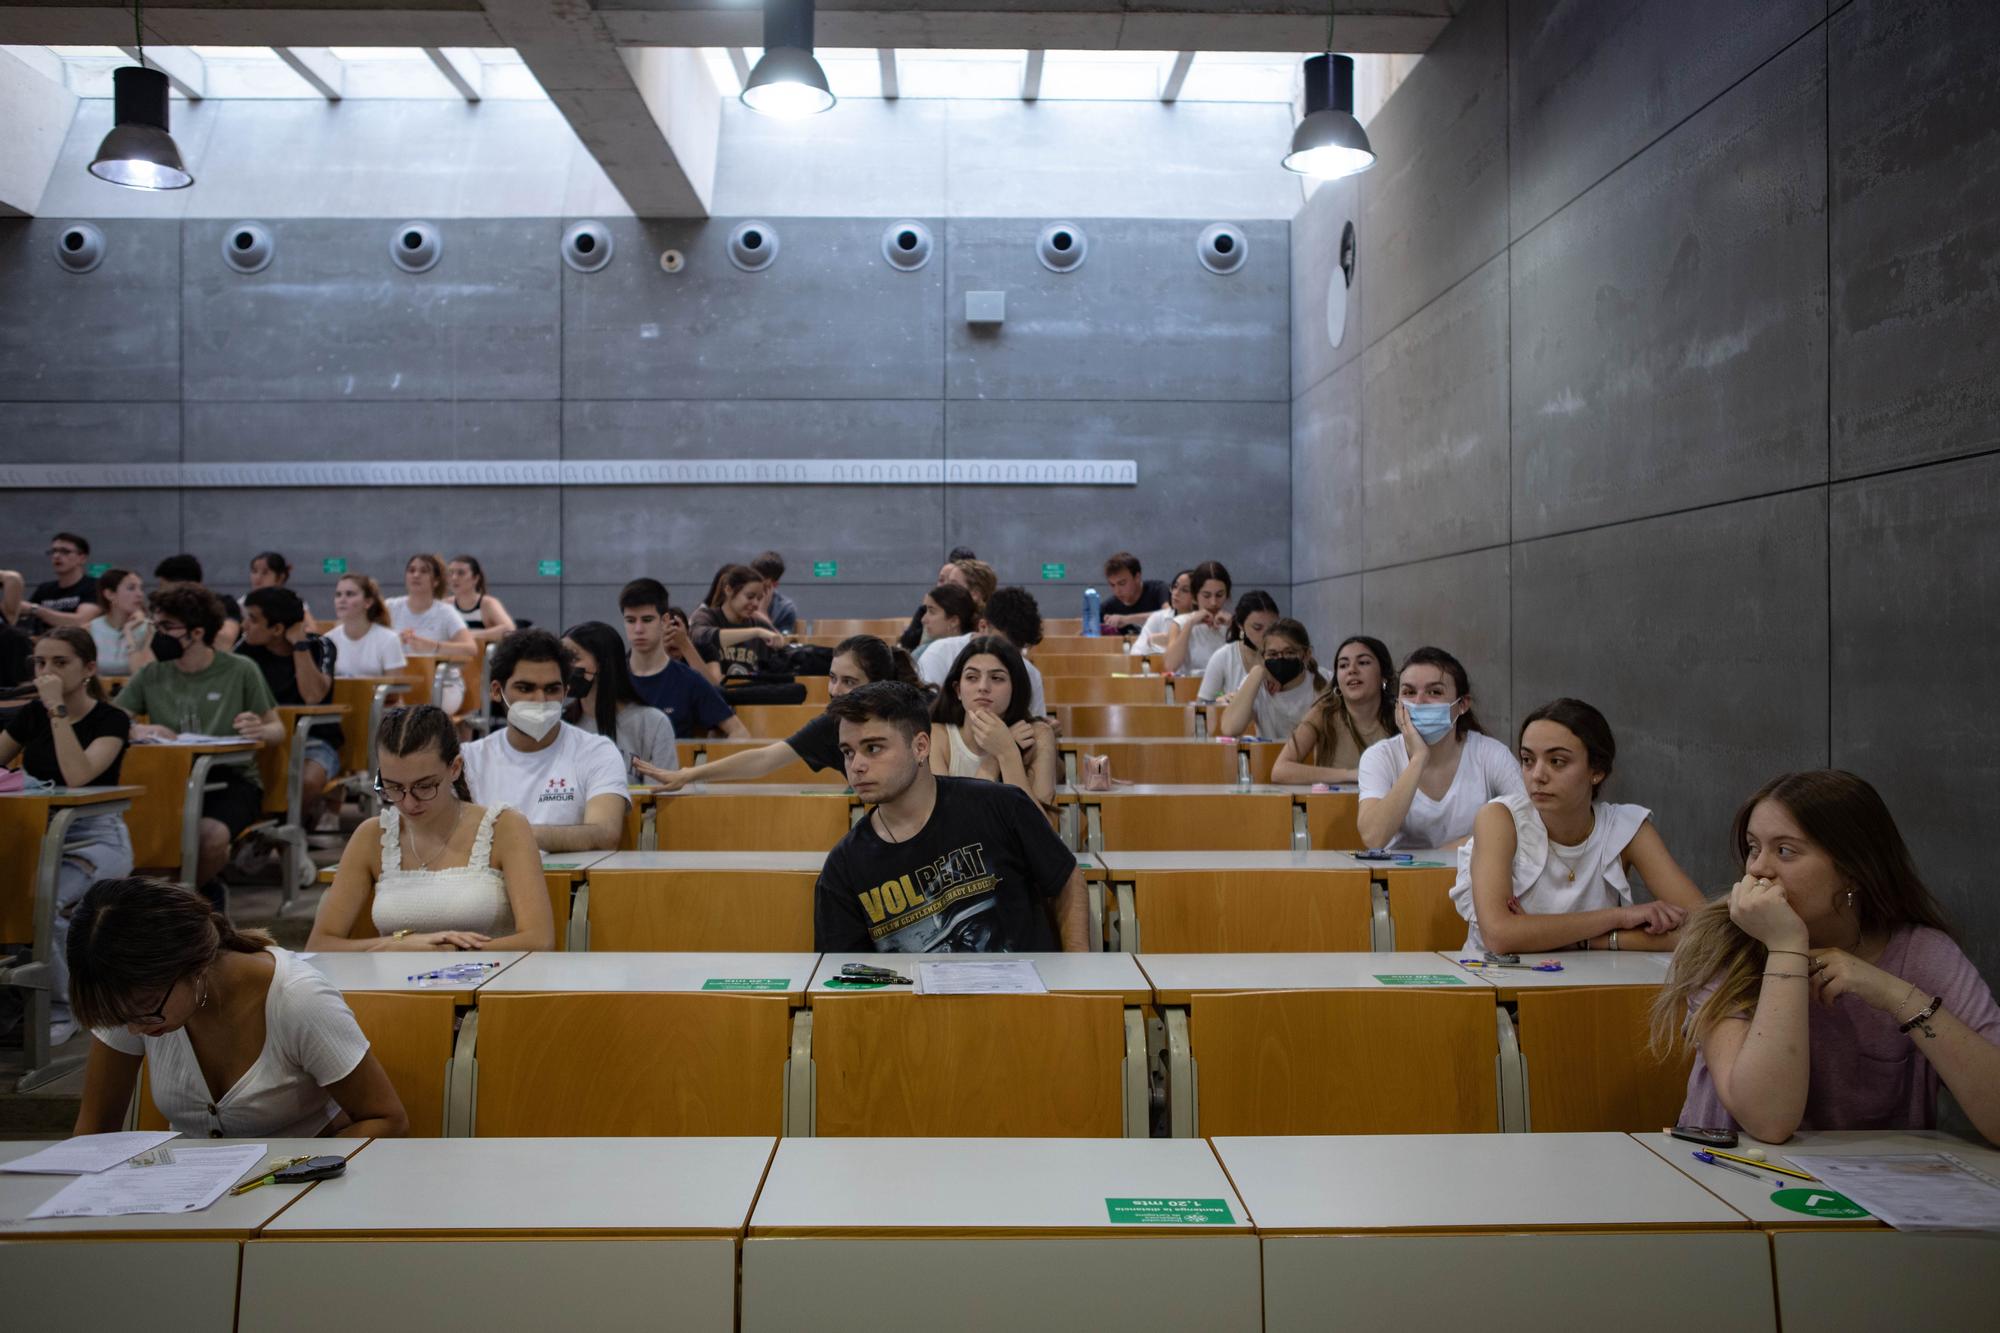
[1669,1125,1739,1149]
[274,1156,348,1184]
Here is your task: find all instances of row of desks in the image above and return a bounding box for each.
[7,1131,1994,1332]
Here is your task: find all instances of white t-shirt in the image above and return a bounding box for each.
[387,598,469,685]
[1450,793,1653,953]
[1356,730,1527,851]
[921,634,1047,717]
[331,622,408,678]
[1175,615,1230,674]
[95,948,369,1138]
[461,722,631,826]
[1198,643,1252,702]
[1252,676,1320,741]
[1129,606,1176,655]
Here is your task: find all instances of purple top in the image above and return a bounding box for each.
[1679,925,2000,1133]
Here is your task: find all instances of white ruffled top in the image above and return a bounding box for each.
[1449,793,1650,953]
[371,802,515,939]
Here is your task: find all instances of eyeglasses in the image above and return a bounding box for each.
[123,983,177,1028]
[374,775,446,803]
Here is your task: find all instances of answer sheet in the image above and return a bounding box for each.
[0,1131,180,1175]
[1785,1152,2000,1232]
[917,960,1048,995]
[27,1144,268,1219]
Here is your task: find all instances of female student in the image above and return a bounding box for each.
[87,566,153,675]
[1273,634,1396,785]
[1130,569,1194,656]
[1194,590,1280,707]
[387,553,477,714]
[447,554,516,647]
[329,574,408,678]
[69,876,409,1139]
[1161,560,1234,675]
[309,705,555,953]
[1450,699,1705,954]
[1216,618,1326,742]
[689,563,788,677]
[563,620,678,780]
[917,583,981,653]
[641,635,922,788]
[1356,646,1525,851]
[929,635,1058,810]
[1653,770,2000,1144]
[0,627,133,1043]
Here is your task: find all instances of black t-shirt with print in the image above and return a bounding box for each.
[31,574,99,616]
[1101,578,1168,619]
[237,635,345,749]
[4,698,131,785]
[786,712,844,773]
[814,775,1078,953]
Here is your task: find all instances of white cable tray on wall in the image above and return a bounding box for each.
[0,458,1140,488]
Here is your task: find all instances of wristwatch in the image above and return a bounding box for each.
[51,703,70,719]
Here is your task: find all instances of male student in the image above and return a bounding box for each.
[813,681,1088,952]
[1099,551,1168,633]
[751,550,800,634]
[21,533,102,629]
[115,584,284,909]
[238,586,341,823]
[460,628,628,851]
[917,586,1048,717]
[619,578,748,738]
[155,553,243,651]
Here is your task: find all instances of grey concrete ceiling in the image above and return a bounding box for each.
[0,1,1455,54]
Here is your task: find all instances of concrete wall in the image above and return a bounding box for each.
[1290,0,2000,976]
[0,209,1291,634]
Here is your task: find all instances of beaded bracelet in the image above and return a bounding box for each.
[1898,995,1944,1037]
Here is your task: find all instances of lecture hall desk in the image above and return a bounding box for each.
[240,1137,774,1333]
[1634,1128,2000,1326]
[805,952,1153,1137]
[1213,1132,1774,1333]
[1,1137,372,1333]
[740,1137,1260,1333]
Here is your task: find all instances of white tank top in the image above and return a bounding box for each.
[940,724,985,778]
[371,802,515,938]
[1450,794,1651,953]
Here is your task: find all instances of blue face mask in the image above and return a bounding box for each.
[1404,700,1457,744]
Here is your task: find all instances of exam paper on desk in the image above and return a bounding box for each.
[0,1131,180,1176]
[26,1144,268,1219]
[916,960,1048,995]
[1785,1152,2000,1233]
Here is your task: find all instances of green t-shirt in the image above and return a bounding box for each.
[116,652,277,790]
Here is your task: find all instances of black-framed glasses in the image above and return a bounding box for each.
[123,982,178,1028]
[374,775,446,804]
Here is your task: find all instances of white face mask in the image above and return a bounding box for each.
[508,700,563,742]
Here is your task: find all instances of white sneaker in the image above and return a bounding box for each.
[49,1016,78,1047]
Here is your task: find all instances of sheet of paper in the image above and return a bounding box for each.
[1786,1152,2000,1233]
[1,1131,180,1175]
[27,1144,268,1219]
[917,960,1048,995]
[174,733,243,745]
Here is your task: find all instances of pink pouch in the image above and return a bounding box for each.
[0,767,26,794]
[1079,753,1114,792]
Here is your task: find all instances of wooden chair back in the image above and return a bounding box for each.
[1385,868,1466,951]
[1067,740,1235,785]
[1044,676,1167,706]
[1297,791,1361,848]
[1053,704,1195,739]
[1516,986,1691,1132]
[732,703,830,737]
[656,791,853,851]
[1190,989,1499,1134]
[587,870,817,951]
[1129,870,1372,952]
[1031,654,1125,678]
[1095,793,1293,852]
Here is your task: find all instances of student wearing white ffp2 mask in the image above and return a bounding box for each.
[459,628,629,852]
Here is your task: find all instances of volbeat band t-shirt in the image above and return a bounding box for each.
[814,775,1077,953]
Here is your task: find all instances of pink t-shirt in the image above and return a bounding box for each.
[1678,925,2000,1133]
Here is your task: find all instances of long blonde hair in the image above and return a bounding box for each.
[1649,770,1953,1056]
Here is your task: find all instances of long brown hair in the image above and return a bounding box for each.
[66,877,275,1030]
[32,626,108,702]
[406,553,448,600]
[1262,617,1326,693]
[702,563,767,614]
[340,574,392,628]
[1298,634,1395,764]
[1651,770,1953,1055]
[377,704,473,801]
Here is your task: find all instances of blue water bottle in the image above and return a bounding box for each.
[1082,587,1101,637]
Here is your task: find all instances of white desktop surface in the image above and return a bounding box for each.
[302,951,525,996]
[1138,951,1499,1002]
[477,950,819,997]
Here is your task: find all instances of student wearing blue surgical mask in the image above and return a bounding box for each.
[1355,646,1524,852]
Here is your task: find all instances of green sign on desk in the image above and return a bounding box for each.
[813,560,838,578]
[1105,1197,1235,1225]
[1373,974,1466,986]
[322,557,348,575]
[1041,563,1066,580]
[701,978,791,992]
[1771,1189,1869,1219]
[538,559,563,577]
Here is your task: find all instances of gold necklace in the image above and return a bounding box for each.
[407,802,467,871]
[1546,810,1597,883]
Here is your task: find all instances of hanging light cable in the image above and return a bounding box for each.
[741,0,836,118]
[88,0,194,189]
[1283,2,1375,179]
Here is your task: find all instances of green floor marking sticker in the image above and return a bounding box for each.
[701,978,791,992]
[1105,1197,1235,1225]
[1373,974,1466,986]
[1771,1189,1870,1219]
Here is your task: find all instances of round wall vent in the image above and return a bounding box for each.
[222,222,274,275]
[882,220,933,271]
[390,222,442,274]
[729,221,779,272]
[563,221,614,273]
[53,223,105,274]
[1197,223,1248,275]
[1037,222,1087,274]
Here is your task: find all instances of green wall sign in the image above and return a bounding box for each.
[86,563,110,578]
[1041,563,1066,580]
[321,558,348,575]
[537,559,563,577]
[813,561,838,578]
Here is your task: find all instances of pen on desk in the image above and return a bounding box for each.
[1693,1151,1771,1184]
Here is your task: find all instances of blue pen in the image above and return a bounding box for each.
[1693,1150,1773,1183]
